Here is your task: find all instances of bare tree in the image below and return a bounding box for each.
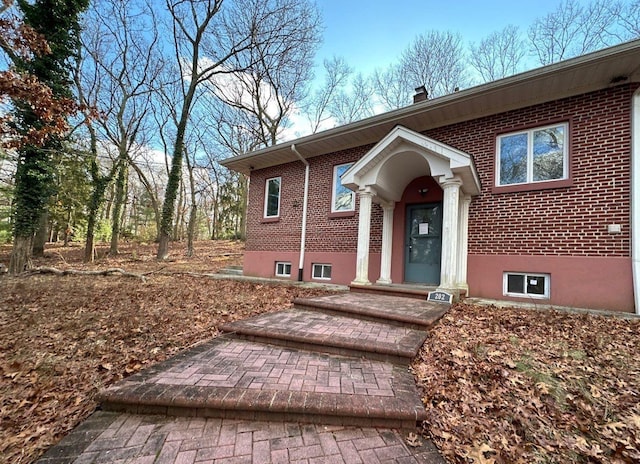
[528,0,620,65]
[304,56,351,133]
[327,72,374,125]
[612,0,640,39]
[469,25,526,82]
[157,0,322,259]
[399,30,468,99]
[157,0,253,259]
[209,0,321,146]
[78,0,162,260]
[372,64,412,111]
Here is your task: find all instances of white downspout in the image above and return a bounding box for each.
[291,144,309,282]
[632,89,640,315]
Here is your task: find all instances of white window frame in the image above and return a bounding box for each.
[503,272,550,299]
[312,263,332,280]
[275,261,291,277]
[496,123,568,187]
[264,177,281,218]
[331,163,355,213]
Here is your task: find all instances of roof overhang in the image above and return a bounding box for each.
[221,39,640,175]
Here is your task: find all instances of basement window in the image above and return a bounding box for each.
[312,263,332,280]
[275,261,291,277]
[503,272,550,299]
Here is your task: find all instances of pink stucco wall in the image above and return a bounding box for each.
[468,254,634,312]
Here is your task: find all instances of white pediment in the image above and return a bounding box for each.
[341,125,481,201]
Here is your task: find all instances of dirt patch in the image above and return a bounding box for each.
[0,240,332,463]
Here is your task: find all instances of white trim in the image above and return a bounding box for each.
[503,272,550,299]
[263,176,281,218]
[341,125,481,201]
[312,263,332,280]
[496,122,568,187]
[275,261,292,277]
[331,163,355,212]
[632,89,640,315]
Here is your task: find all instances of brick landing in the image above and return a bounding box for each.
[37,291,448,463]
[37,412,445,464]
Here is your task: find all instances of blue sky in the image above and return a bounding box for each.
[315,0,591,74]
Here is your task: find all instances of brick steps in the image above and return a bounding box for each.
[293,292,448,330]
[97,337,426,428]
[220,309,428,364]
[349,283,435,300]
[97,292,449,429]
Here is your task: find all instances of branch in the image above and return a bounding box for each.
[24,266,147,281]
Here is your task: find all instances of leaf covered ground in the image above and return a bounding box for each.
[0,240,332,463]
[2,241,639,463]
[414,303,640,463]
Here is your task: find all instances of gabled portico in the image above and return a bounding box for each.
[341,126,481,294]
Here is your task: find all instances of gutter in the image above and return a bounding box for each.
[632,89,640,315]
[291,144,309,282]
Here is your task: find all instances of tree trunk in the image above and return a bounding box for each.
[186,203,196,257]
[84,179,108,262]
[110,161,127,255]
[186,164,197,256]
[33,211,48,256]
[157,232,170,260]
[9,235,33,274]
[63,208,72,247]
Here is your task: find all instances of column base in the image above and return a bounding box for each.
[375,278,392,285]
[351,279,372,286]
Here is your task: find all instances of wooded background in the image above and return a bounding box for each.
[1,0,638,272]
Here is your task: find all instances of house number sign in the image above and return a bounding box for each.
[427,290,453,304]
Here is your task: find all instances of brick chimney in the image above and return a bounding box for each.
[413,85,428,103]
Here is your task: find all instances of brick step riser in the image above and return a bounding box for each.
[292,303,431,331]
[101,401,420,429]
[348,285,433,300]
[227,332,414,365]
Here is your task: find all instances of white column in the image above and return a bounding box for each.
[456,195,471,292]
[438,177,462,291]
[376,202,395,285]
[352,188,374,285]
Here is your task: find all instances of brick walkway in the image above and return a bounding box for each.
[37,289,448,463]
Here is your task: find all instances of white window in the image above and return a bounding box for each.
[264,177,281,218]
[496,123,568,186]
[312,263,332,280]
[503,272,550,299]
[331,163,355,212]
[275,261,291,277]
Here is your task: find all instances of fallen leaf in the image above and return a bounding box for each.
[405,432,422,447]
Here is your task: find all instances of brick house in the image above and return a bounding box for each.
[221,40,640,314]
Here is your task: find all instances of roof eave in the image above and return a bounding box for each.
[221,39,640,175]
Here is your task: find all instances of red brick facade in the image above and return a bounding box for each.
[247,145,384,255]
[244,84,639,311]
[426,84,636,258]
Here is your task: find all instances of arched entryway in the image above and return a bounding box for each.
[341,125,481,293]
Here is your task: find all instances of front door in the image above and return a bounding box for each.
[404,203,442,284]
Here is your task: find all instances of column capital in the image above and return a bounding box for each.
[379,200,395,211]
[438,176,463,189]
[358,186,377,197]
